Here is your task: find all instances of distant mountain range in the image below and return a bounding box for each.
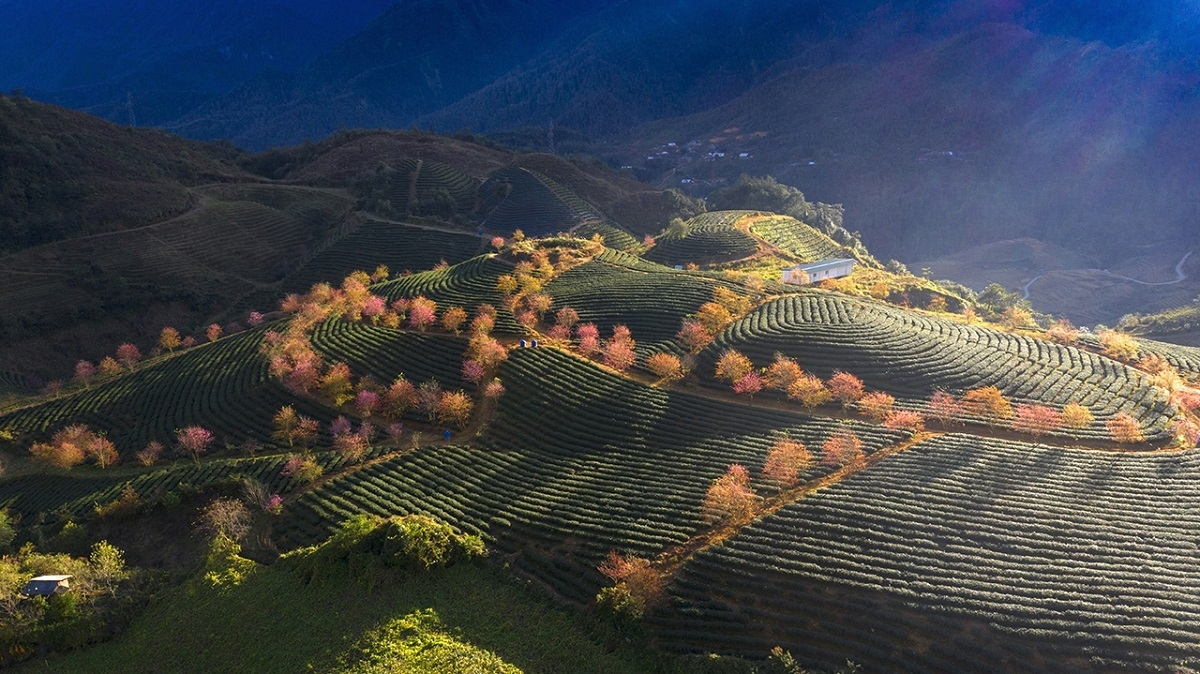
[5,0,1200,262]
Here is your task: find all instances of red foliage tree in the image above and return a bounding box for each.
[206,323,223,343]
[926,391,962,428]
[676,319,713,353]
[1107,413,1145,444]
[484,379,506,398]
[857,391,895,422]
[961,386,1014,421]
[821,430,865,468]
[1012,404,1064,438]
[1171,417,1200,447]
[827,371,865,406]
[597,550,663,610]
[384,377,418,420]
[555,307,579,330]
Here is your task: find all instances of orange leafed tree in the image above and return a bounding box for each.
[961,386,1014,421]
[597,550,663,613]
[701,464,758,523]
[763,355,804,391]
[714,349,753,383]
[1107,413,1144,444]
[1098,329,1139,361]
[762,438,815,488]
[787,375,831,408]
[821,429,865,468]
[437,391,475,429]
[1061,402,1094,435]
[646,353,685,382]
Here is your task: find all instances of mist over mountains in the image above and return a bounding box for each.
[4,0,1200,263]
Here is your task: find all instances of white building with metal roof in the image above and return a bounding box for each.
[782,258,856,284]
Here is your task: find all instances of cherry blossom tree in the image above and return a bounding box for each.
[116,343,141,370]
[821,429,864,468]
[732,372,763,396]
[827,371,865,406]
[206,323,223,343]
[354,389,380,418]
[408,296,438,331]
[926,391,962,428]
[1012,404,1064,438]
[73,360,97,388]
[676,319,712,353]
[883,410,925,433]
[701,464,758,523]
[176,426,214,465]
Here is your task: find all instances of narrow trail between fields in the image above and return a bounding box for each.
[651,431,936,582]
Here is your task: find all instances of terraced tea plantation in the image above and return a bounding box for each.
[644,211,760,266]
[545,256,738,353]
[0,328,336,456]
[656,434,1200,672]
[373,255,522,333]
[308,321,468,390]
[480,167,602,236]
[700,292,1174,440]
[748,214,855,263]
[0,446,378,527]
[281,347,904,603]
[277,219,484,294]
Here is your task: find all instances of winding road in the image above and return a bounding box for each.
[1023,251,1192,299]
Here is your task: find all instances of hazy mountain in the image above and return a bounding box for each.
[163,0,612,148]
[0,0,395,125]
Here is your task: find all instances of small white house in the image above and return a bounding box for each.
[23,575,73,596]
[783,258,856,284]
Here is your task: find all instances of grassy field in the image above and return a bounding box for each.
[15,546,678,674]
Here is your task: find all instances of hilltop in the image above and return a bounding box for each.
[0,103,702,381]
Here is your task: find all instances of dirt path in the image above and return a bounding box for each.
[652,431,935,580]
